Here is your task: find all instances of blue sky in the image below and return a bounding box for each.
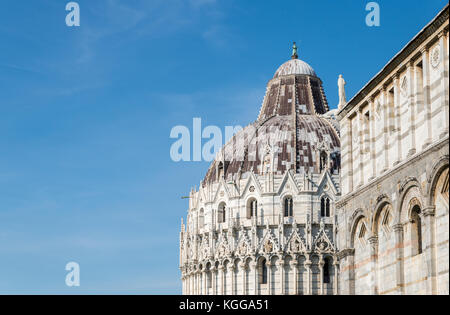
[0,0,447,294]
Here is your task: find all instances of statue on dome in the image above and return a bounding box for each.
[292,42,298,59]
[338,74,347,109]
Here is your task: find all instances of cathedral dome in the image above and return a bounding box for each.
[202,44,340,186]
[273,59,317,78]
[202,114,340,185]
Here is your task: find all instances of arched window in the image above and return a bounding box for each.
[218,203,227,223]
[410,205,423,256]
[260,259,268,284]
[326,198,330,217]
[323,257,331,283]
[284,197,293,217]
[321,198,325,217]
[321,197,331,217]
[247,199,258,219]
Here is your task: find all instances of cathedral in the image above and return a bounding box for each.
[179,4,449,295]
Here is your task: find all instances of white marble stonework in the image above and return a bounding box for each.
[180,4,449,295]
[337,5,449,295]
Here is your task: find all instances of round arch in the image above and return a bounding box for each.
[427,156,449,206]
[349,210,368,248]
[398,180,425,225]
[371,194,393,235]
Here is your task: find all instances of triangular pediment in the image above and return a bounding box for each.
[241,172,263,198]
[234,230,252,257]
[285,227,307,254]
[212,178,231,203]
[277,169,301,195]
[316,170,338,196]
[258,228,279,255]
[313,222,335,253]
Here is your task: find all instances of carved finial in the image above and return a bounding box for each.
[291,42,298,59]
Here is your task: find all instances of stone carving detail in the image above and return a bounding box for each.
[264,240,274,254]
[286,230,306,254]
[215,235,230,258]
[375,100,382,121]
[238,243,248,256]
[400,76,408,96]
[235,231,251,257]
[314,221,335,253]
[200,235,210,260]
[431,44,441,68]
[262,144,273,174]
[338,74,347,109]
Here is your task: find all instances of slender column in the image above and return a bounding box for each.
[181,276,185,295]
[229,265,235,295]
[305,256,312,295]
[392,224,405,295]
[368,97,377,180]
[219,265,225,295]
[318,255,325,295]
[407,60,417,157]
[347,118,354,192]
[333,258,339,295]
[196,271,200,295]
[251,262,258,295]
[193,272,196,295]
[291,258,299,295]
[381,87,390,172]
[368,236,379,295]
[188,273,191,295]
[278,260,285,295]
[267,261,272,295]
[393,74,402,165]
[422,206,437,295]
[438,30,449,138]
[348,252,356,295]
[202,270,207,295]
[357,109,364,187]
[421,47,433,148]
[240,262,247,295]
[211,267,216,295]
[199,271,202,295]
